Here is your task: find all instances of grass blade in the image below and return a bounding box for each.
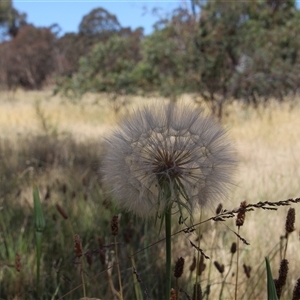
[265,257,278,300]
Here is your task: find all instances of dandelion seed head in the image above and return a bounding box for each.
[102,103,237,217]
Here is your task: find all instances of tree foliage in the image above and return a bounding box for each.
[0,1,26,38]
[0,25,56,89]
[57,28,142,97]
[79,7,121,39]
[2,3,300,117]
[137,8,196,99]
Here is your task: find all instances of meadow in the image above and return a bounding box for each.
[0,89,299,300]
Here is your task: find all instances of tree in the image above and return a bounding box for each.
[188,0,300,116]
[79,7,121,39]
[231,0,300,104]
[55,32,92,77]
[136,8,196,99]
[190,1,246,117]
[56,28,143,98]
[0,0,13,31]
[2,25,56,89]
[0,1,26,38]
[53,1,300,119]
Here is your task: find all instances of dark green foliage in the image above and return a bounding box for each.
[137,8,196,100]
[73,33,142,95]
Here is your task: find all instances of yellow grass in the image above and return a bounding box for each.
[2,90,298,202]
[1,89,300,298]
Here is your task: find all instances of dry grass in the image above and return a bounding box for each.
[1,89,300,299]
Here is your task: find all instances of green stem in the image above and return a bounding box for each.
[35,231,42,296]
[115,235,124,300]
[129,245,144,300]
[165,205,172,300]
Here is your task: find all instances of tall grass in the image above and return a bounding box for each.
[0,90,299,299]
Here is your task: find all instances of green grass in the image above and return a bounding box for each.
[0,90,300,299]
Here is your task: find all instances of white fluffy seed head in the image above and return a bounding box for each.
[101,102,237,217]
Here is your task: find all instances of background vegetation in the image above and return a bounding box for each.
[1,0,300,118]
[0,0,300,299]
[0,90,299,299]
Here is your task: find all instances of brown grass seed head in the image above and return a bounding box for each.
[193,283,202,300]
[170,288,177,300]
[292,278,300,300]
[214,261,224,274]
[15,253,21,272]
[286,207,295,234]
[56,203,68,220]
[190,256,196,272]
[74,234,83,258]
[236,201,247,227]
[230,242,237,254]
[111,215,119,236]
[216,203,223,214]
[98,237,106,266]
[174,257,185,278]
[275,259,289,298]
[243,264,251,278]
[197,254,206,276]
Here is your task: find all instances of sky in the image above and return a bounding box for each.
[13,1,187,36]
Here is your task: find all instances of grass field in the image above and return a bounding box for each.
[0,89,299,299]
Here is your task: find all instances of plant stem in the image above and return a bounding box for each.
[219,254,234,300]
[283,235,289,259]
[206,224,217,300]
[35,231,42,296]
[129,245,144,300]
[165,205,172,300]
[115,235,124,300]
[80,260,86,299]
[235,227,240,300]
[195,209,203,300]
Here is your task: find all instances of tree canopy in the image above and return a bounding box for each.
[1,2,300,117]
[79,7,121,39]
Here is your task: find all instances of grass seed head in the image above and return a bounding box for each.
[74,234,83,258]
[170,288,177,300]
[111,215,119,236]
[190,256,196,273]
[243,264,251,278]
[192,283,202,300]
[102,103,237,217]
[174,257,185,278]
[275,259,289,298]
[197,254,206,276]
[56,203,68,220]
[285,207,295,234]
[292,278,300,300]
[15,253,21,272]
[214,261,224,274]
[85,250,93,267]
[236,201,247,227]
[230,242,237,254]
[216,203,223,214]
